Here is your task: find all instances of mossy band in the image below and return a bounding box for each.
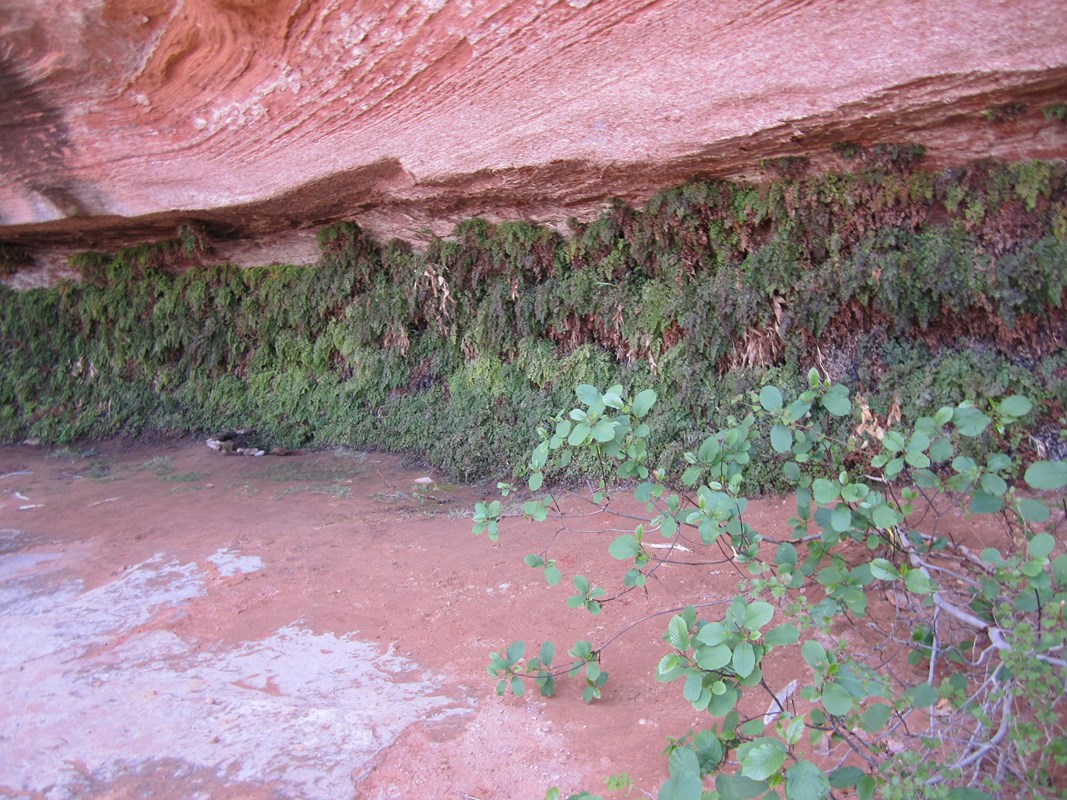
[0,157,1063,486]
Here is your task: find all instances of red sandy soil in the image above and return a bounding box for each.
[1,438,1047,799]
[0,439,810,799]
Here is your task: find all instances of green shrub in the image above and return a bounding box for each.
[477,379,1067,800]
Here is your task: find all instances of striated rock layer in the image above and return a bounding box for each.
[2,0,1067,270]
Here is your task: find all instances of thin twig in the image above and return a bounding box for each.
[928,695,1013,783]
[908,550,1067,668]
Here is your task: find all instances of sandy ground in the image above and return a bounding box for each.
[0,438,816,799]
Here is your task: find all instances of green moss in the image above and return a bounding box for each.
[831,141,862,160]
[872,228,983,331]
[2,155,1065,486]
[981,103,1027,123]
[873,341,1055,422]
[1043,102,1067,122]
[992,235,1067,324]
[868,142,926,169]
[68,252,112,285]
[1011,160,1053,212]
[760,156,811,179]
[0,245,30,277]
[178,221,210,257]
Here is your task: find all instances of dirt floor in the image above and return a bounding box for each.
[0,439,857,799]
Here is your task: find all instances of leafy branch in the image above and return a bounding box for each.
[473,377,1067,800]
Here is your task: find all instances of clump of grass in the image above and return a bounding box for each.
[86,460,112,480]
[166,471,206,483]
[139,456,204,482]
[47,446,99,459]
[271,483,351,500]
[140,456,174,477]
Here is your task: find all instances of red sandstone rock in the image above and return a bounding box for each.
[1,0,1067,266]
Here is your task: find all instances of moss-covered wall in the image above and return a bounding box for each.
[1,156,1065,488]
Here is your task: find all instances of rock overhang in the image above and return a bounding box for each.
[1,0,1066,267]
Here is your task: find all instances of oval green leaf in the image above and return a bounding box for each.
[696,643,732,671]
[953,406,991,437]
[830,506,852,533]
[743,601,775,631]
[732,641,756,678]
[1029,532,1055,559]
[868,558,899,581]
[575,384,600,406]
[859,702,892,733]
[632,389,658,418]
[1016,498,1050,523]
[786,759,831,800]
[821,387,852,417]
[608,534,642,560]
[821,683,853,716]
[738,738,786,782]
[591,419,616,443]
[763,623,800,646]
[1024,460,1067,490]
[998,395,1033,418]
[759,385,783,413]
[770,423,793,453]
[812,478,839,505]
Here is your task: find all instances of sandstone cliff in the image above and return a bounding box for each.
[2,0,1067,274]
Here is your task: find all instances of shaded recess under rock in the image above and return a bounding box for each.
[1,158,1065,487]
